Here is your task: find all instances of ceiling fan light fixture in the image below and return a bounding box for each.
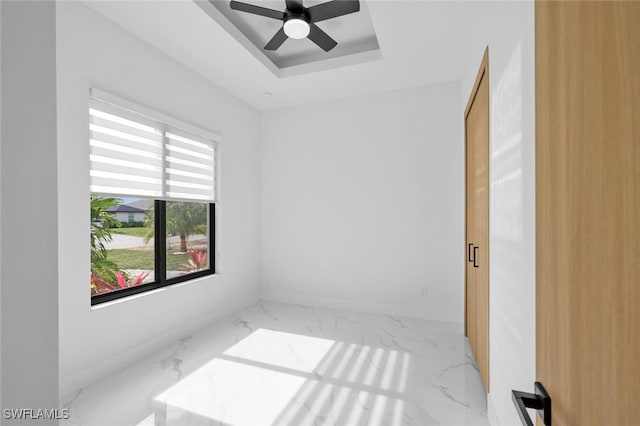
[283,18,310,39]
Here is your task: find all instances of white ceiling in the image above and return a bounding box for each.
[84,1,489,110]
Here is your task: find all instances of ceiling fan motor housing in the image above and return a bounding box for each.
[285,10,309,23]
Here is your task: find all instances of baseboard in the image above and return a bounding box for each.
[59,292,258,402]
[488,392,501,426]
[260,290,462,326]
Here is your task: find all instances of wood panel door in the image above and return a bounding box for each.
[535,2,640,425]
[465,48,490,393]
[465,106,477,362]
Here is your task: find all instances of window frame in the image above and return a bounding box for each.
[91,200,216,306]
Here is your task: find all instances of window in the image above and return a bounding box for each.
[89,90,218,305]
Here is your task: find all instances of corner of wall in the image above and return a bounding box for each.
[487,393,501,426]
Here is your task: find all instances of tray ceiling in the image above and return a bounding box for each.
[196,0,381,77]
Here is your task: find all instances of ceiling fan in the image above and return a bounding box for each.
[229,0,360,52]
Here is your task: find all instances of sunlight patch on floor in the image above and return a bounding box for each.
[152,328,414,425]
[155,357,306,425]
[223,328,335,373]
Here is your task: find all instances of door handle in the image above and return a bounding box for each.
[512,382,551,426]
[473,246,479,268]
[468,243,474,262]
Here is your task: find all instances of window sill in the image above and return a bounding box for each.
[90,273,218,311]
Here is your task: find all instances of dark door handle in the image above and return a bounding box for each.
[512,382,551,426]
[468,243,474,262]
[473,246,479,268]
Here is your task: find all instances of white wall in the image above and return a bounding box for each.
[259,82,464,323]
[460,2,536,425]
[57,2,260,400]
[1,1,59,422]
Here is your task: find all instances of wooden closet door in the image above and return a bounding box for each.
[473,70,490,393]
[465,48,490,393]
[466,111,477,358]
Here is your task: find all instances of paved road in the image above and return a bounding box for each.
[105,234,151,250]
[105,233,206,250]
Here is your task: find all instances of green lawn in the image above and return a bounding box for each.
[111,227,151,238]
[107,249,191,271]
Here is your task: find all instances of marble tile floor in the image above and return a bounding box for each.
[62,302,489,426]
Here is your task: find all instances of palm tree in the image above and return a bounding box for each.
[144,201,207,252]
[90,195,122,283]
[167,202,207,252]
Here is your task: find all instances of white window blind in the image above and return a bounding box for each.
[89,93,217,202]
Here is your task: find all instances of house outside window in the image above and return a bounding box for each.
[89,89,218,305]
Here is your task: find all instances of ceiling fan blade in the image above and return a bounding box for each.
[307,0,360,23]
[229,1,286,20]
[307,23,337,52]
[264,27,288,50]
[285,0,304,12]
